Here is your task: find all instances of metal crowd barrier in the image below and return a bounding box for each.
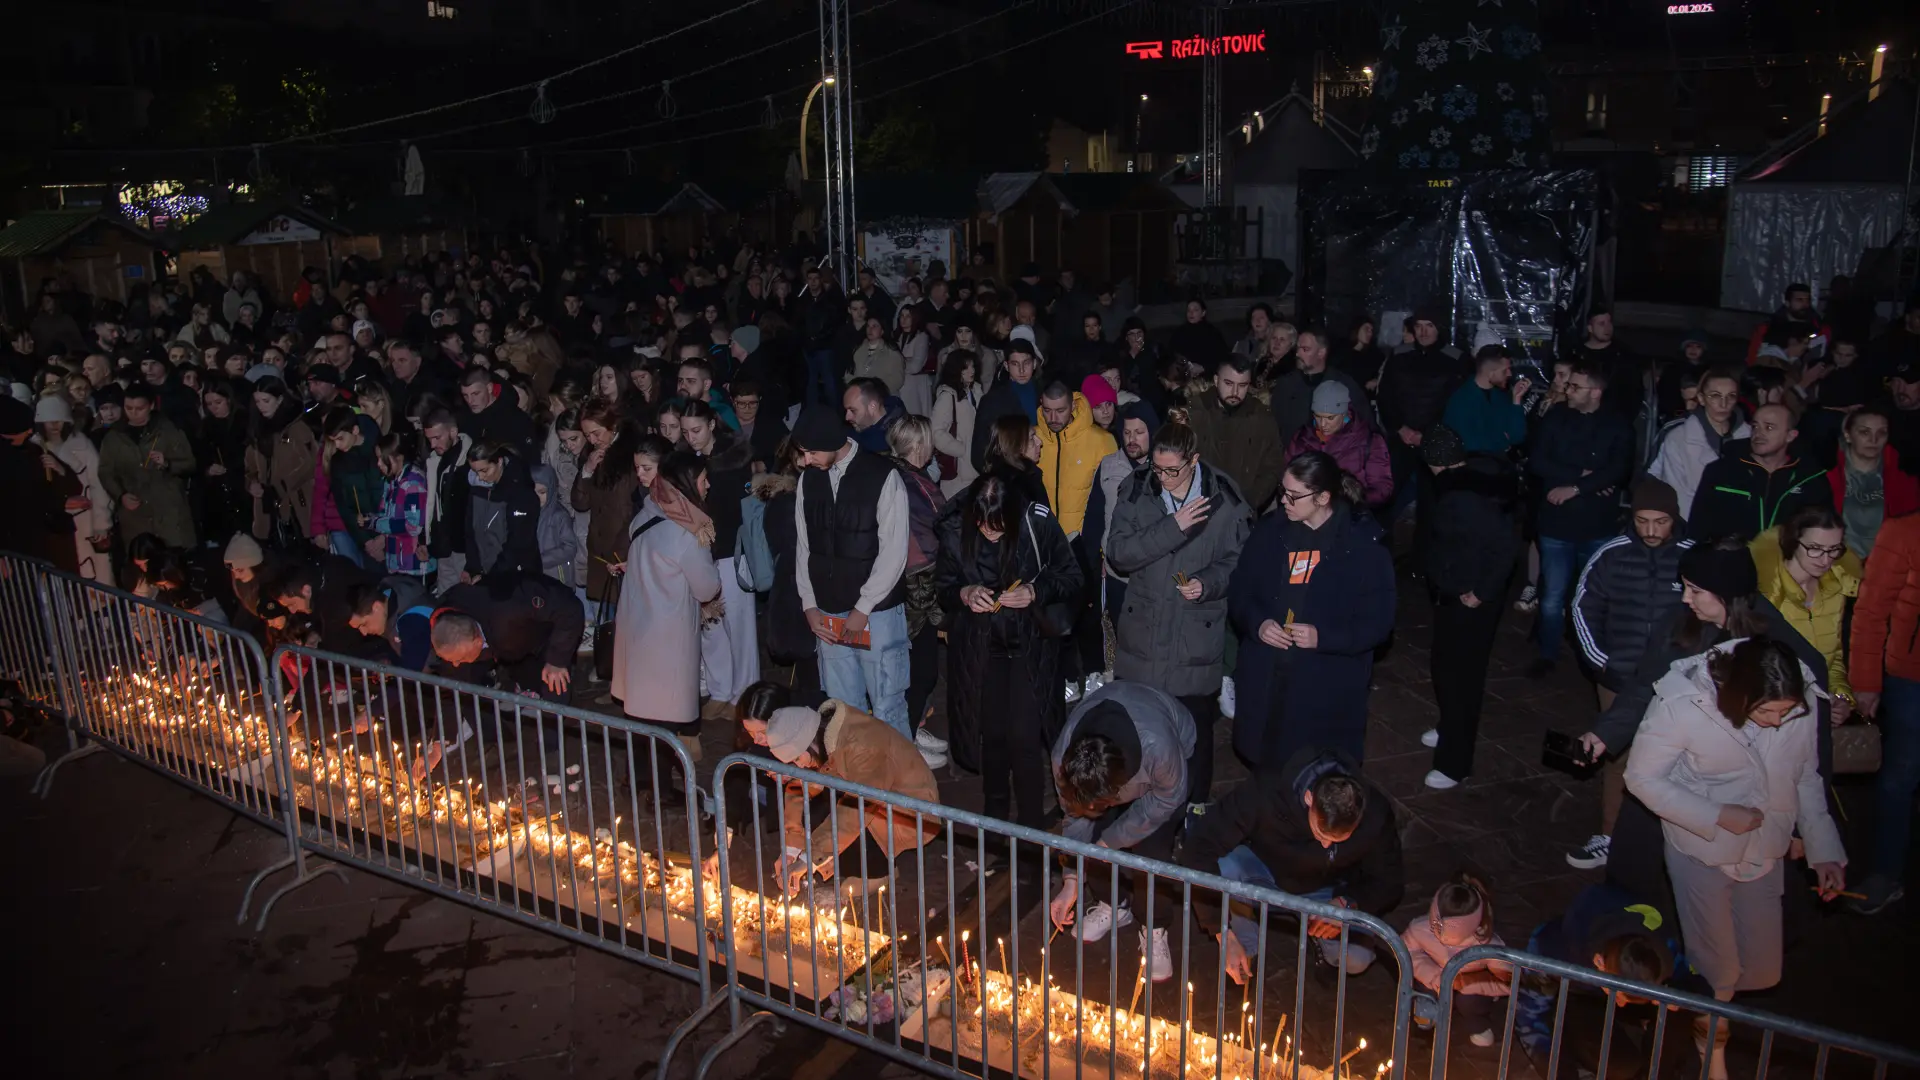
[0,552,68,718]
[666,751,1419,1080]
[1427,945,1920,1080]
[260,645,715,996]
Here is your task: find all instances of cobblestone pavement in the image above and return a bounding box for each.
[5,560,1913,1078]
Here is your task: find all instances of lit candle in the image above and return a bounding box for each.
[1339,1036,1369,1071]
[960,930,974,992]
[1127,954,1146,1015]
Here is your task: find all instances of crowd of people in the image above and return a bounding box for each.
[5,244,1919,1076]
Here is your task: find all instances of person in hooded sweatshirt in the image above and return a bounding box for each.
[322,405,387,567]
[463,440,542,581]
[1420,424,1521,789]
[456,367,536,456]
[529,462,582,587]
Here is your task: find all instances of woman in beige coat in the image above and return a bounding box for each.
[929,349,981,497]
[1625,637,1843,1079]
[243,377,319,545]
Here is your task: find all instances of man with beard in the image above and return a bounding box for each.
[1269,326,1368,448]
[1440,344,1531,456]
[1088,401,1160,632]
[99,384,197,551]
[1687,403,1830,543]
[1188,352,1281,510]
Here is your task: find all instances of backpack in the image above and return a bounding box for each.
[733,493,776,593]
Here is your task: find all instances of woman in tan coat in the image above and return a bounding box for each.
[244,377,319,544]
[570,399,641,605]
[765,699,942,895]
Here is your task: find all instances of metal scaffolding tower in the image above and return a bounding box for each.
[1200,3,1225,210]
[819,0,858,282]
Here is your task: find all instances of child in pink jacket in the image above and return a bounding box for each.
[1402,872,1513,1047]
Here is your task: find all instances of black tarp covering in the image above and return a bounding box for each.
[1297,168,1602,373]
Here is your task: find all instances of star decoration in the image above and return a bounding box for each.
[1508,149,1531,167]
[1456,23,1494,61]
[1380,17,1406,51]
[1414,91,1436,113]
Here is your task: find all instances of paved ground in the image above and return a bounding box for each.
[6,553,1915,1079]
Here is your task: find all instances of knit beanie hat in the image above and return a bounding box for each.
[1678,542,1758,600]
[34,395,73,425]
[223,532,265,570]
[1079,374,1118,409]
[731,325,762,355]
[1117,400,1160,442]
[1629,478,1681,522]
[791,405,849,453]
[1421,422,1467,468]
[1311,380,1352,416]
[766,705,824,764]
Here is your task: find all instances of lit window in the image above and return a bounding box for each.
[1686,155,1737,191]
[427,1,458,18]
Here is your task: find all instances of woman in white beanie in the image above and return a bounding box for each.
[34,394,110,582]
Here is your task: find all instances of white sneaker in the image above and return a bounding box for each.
[1218,676,1236,719]
[1469,1028,1496,1048]
[1420,728,1439,748]
[918,746,948,770]
[1140,926,1174,982]
[1074,900,1133,943]
[1083,671,1107,695]
[1423,769,1460,790]
[914,727,949,755]
[1064,679,1083,704]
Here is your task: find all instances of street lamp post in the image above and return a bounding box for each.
[800,74,837,181]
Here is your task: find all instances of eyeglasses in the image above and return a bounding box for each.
[1151,460,1191,478]
[1279,487,1318,505]
[1799,542,1846,559]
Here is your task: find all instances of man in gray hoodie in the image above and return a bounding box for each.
[1048,680,1196,982]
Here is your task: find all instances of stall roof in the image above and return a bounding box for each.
[170,201,344,248]
[1048,173,1189,213]
[981,172,1071,216]
[1743,80,1917,185]
[857,172,985,223]
[1232,93,1359,184]
[337,194,473,234]
[593,182,726,217]
[0,208,162,258]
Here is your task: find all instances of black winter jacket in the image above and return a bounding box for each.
[1177,746,1404,932]
[1572,528,1692,691]
[1425,455,1521,602]
[436,576,585,673]
[1529,406,1632,541]
[1377,342,1470,435]
[1686,441,1830,543]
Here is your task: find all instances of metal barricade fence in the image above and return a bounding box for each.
[261,645,714,996]
[1428,945,1920,1079]
[669,751,1419,1080]
[0,552,68,717]
[26,566,335,924]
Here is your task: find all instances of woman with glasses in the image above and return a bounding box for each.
[1626,637,1842,1080]
[1227,451,1396,768]
[1751,505,1861,723]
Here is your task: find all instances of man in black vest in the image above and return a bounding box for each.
[790,405,914,739]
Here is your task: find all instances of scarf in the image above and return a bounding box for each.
[649,474,725,625]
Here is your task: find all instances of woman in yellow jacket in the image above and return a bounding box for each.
[1750,504,1862,723]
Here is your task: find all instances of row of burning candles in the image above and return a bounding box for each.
[98,672,275,762]
[942,934,1382,1080]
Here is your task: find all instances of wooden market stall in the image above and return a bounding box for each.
[0,209,165,320]
[978,172,1183,291]
[591,182,727,258]
[336,195,474,266]
[168,201,351,304]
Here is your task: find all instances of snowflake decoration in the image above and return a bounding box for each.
[1429,126,1452,148]
[1440,85,1479,123]
[1508,149,1532,168]
[1390,107,1411,128]
[1532,91,1550,119]
[1470,133,1494,156]
[1398,146,1433,170]
[1438,151,1461,169]
[1415,34,1450,72]
[1455,23,1494,61]
[1502,109,1533,142]
[1380,17,1407,51]
[1360,127,1381,157]
[1414,90,1437,113]
[1495,81,1515,102]
[1377,66,1400,100]
[1501,25,1541,59]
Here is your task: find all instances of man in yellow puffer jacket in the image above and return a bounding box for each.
[1039,382,1118,695]
[1038,383,1117,537]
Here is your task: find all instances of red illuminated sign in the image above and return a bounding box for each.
[1666,2,1712,11]
[1126,32,1268,60]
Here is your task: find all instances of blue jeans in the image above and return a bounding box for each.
[804,348,839,405]
[1872,674,1920,881]
[1215,845,1376,974]
[817,604,911,739]
[1535,535,1604,662]
[329,530,368,569]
